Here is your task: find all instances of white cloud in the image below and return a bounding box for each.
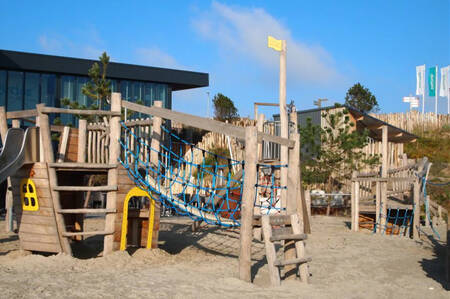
[192,1,342,85]
[135,47,182,69]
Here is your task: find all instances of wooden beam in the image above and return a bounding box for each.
[6,109,38,119]
[40,106,121,116]
[239,126,258,283]
[254,102,279,107]
[380,125,388,231]
[413,179,420,240]
[122,100,294,148]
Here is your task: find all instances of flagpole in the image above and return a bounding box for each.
[435,65,438,114]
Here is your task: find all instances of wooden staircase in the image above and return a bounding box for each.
[47,162,119,255]
[261,213,311,286]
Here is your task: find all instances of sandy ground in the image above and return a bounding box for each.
[0,215,448,298]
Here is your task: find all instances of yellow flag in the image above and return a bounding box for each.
[267,36,283,51]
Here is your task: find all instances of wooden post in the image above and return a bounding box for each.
[285,131,300,278]
[413,178,420,241]
[257,113,265,161]
[239,126,258,283]
[351,171,356,231]
[304,189,311,220]
[150,101,163,166]
[148,100,163,248]
[77,119,87,163]
[57,126,70,163]
[375,181,381,233]
[37,104,72,254]
[380,125,388,230]
[103,92,121,255]
[354,180,360,232]
[0,106,7,143]
[11,119,20,128]
[279,40,288,211]
[0,107,13,233]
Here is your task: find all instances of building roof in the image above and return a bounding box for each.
[274,105,417,143]
[0,49,209,91]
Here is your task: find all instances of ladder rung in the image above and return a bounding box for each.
[57,209,116,214]
[62,231,114,237]
[53,185,118,192]
[274,257,312,267]
[49,162,117,169]
[270,233,307,242]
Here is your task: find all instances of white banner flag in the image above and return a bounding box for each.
[416,65,425,95]
[440,66,449,97]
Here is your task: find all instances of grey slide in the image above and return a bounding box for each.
[0,127,40,184]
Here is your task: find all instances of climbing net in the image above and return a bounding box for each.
[119,122,286,227]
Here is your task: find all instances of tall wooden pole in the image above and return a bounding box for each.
[103,92,121,254]
[279,40,288,211]
[380,125,388,231]
[239,126,258,283]
[0,107,13,233]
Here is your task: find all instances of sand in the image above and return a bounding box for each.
[0,215,448,298]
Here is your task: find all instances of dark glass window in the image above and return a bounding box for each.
[75,76,89,107]
[40,74,56,107]
[7,71,24,111]
[0,71,6,107]
[61,76,75,125]
[24,72,40,110]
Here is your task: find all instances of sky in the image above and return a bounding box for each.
[1,0,449,118]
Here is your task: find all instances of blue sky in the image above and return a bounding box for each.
[1,1,449,118]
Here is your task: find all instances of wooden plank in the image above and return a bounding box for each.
[253,214,291,226]
[270,233,307,242]
[19,223,57,235]
[57,126,71,162]
[22,207,55,217]
[78,119,87,163]
[53,185,118,192]
[122,100,294,147]
[20,214,57,226]
[354,180,360,232]
[49,162,117,169]
[19,232,59,244]
[62,231,113,237]
[274,257,312,267]
[375,181,381,234]
[40,106,121,116]
[57,208,116,214]
[413,179,420,240]
[104,92,121,255]
[239,126,258,283]
[20,241,61,253]
[261,215,281,286]
[272,226,293,236]
[291,213,309,283]
[6,109,38,119]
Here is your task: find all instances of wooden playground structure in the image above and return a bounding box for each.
[0,92,311,286]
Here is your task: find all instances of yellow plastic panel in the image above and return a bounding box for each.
[20,178,39,211]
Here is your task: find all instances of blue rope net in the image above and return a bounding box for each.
[119,122,286,227]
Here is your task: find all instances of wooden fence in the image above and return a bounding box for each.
[372,111,450,132]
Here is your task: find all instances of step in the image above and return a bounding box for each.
[49,162,117,170]
[62,231,114,237]
[270,233,307,242]
[53,185,118,192]
[57,208,116,214]
[253,214,292,226]
[274,257,312,267]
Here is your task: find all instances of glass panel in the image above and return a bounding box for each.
[7,71,24,111]
[40,74,56,107]
[0,71,6,107]
[24,73,40,110]
[75,76,89,107]
[61,76,75,125]
[110,80,118,93]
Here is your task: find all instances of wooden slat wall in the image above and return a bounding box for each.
[11,163,62,253]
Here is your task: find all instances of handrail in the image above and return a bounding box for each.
[6,109,38,119]
[40,107,121,116]
[122,100,294,147]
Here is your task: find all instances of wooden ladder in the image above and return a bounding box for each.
[261,213,311,286]
[47,162,118,255]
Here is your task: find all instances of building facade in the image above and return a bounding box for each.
[0,50,208,123]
